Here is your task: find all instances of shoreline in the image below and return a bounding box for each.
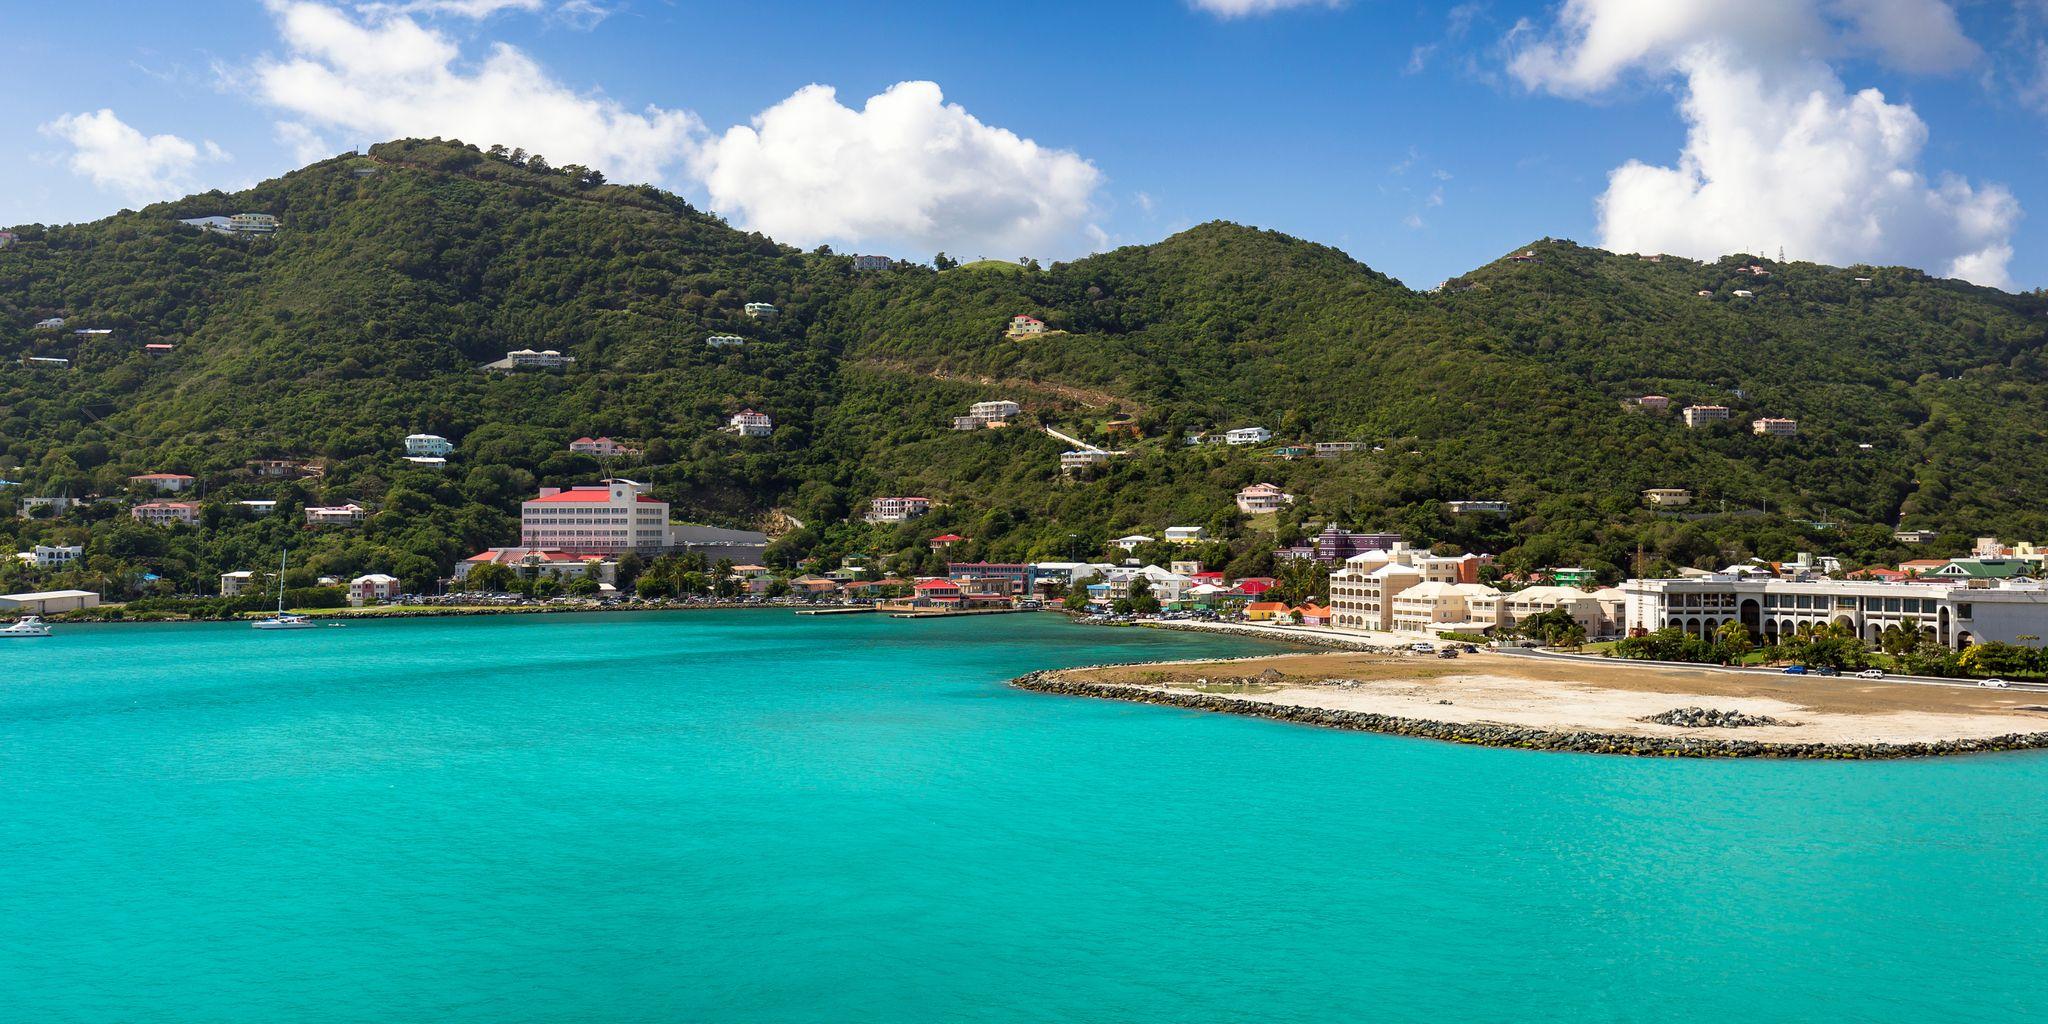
[1011,653,2048,759]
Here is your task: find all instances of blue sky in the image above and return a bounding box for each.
[5,0,2046,290]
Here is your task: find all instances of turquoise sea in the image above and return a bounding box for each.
[3,610,2046,1022]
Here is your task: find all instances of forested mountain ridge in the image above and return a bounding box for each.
[1,137,2044,596]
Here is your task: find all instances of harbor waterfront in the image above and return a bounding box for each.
[6,611,2048,1021]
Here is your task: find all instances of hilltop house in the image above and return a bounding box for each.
[1643,488,1694,508]
[305,503,369,526]
[865,496,932,523]
[1225,427,1272,445]
[404,434,454,457]
[1752,417,1798,437]
[1682,405,1730,428]
[491,348,576,371]
[1006,314,1046,336]
[1634,395,1670,412]
[128,473,195,493]
[1164,526,1209,544]
[728,410,773,437]
[851,255,891,271]
[706,334,745,347]
[1236,483,1293,514]
[132,501,202,527]
[570,436,641,458]
[1060,450,1115,473]
[744,302,779,319]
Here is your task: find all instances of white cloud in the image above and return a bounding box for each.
[38,109,229,204]
[1188,0,1341,18]
[275,120,334,164]
[249,1,698,182]
[359,0,543,15]
[691,81,1103,258]
[1510,0,2015,287]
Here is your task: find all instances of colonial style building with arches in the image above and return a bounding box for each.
[1622,575,2048,650]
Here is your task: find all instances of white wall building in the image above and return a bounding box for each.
[1682,405,1731,428]
[1236,483,1293,514]
[1225,427,1273,445]
[865,496,933,523]
[1621,575,2048,650]
[521,479,670,554]
[404,434,454,457]
[728,410,773,437]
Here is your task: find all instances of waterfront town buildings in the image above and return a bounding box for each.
[866,496,932,524]
[1682,405,1731,428]
[132,501,201,526]
[1236,483,1293,514]
[404,434,454,457]
[1622,575,2048,650]
[1752,417,1798,438]
[728,410,773,437]
[1280,525,1406,565]
[128,473,195,493]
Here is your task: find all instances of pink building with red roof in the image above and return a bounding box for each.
[521,478,671,554]
[569,436,641,458]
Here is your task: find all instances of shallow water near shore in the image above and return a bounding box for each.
[3,610,2045,1022]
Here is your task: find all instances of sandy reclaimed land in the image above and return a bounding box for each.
[1052,651,2048,748]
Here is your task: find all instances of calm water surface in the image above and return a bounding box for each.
[2,611,2045,1022]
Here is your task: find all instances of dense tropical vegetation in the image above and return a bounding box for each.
[3,137,2045,598]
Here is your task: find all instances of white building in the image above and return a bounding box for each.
[1682,405,1730,428]
[1061,450,1115,473]
[852,255,891,271]
[1236,482,1293,514]
[706,335,745,348]
[404,434,454,457]
[743,302,779,319]
[0,589,100,615]
[304,503,369,526]
[569,436,640,458]
[1314,441,1365,457]
[23,544,82,569]
[728,409,773,437]
[403,456,448,470]
[969,400,1020,422]
[1164,526,1209,544]
[239,499,278,517]
[1007,314,1046,336]
[1445,500,1510,516]
[128,473,195,493]
[1225,427,1272,445]
[229,213,279,234]
[34,317,66,330]
[521,479,669,554]
[865,496,933,523]
[1111,534,1154,552]
[220,570,257,597]
[1471,585,1624,637]
[1390,581,1503,633]
[1643,488,1694,507]
[1622,575,2048,650]
[1752,417,1798,437]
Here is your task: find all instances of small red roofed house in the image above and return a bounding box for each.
[1293,604,1332,626]
[929,533,965,551]
[912,577,963,606]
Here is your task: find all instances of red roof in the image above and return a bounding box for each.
[1247,601,1290,612]
[1013,314,1042,323]
[914,578,961,591]
[526,488,663,504]
[930,533,965,542]
[1234,580,1275,595]
[131,473,194,480]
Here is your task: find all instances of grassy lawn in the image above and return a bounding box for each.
[949,259,1034,274]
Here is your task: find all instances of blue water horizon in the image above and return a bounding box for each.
[3,610,2044,1022]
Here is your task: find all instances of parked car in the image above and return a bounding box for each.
[1855,669,1885,679]
[1782,665,1808,675]
[1410,642,1436,654]
[1815,666,1840,677]
[1982,678,2011,688]
[1437,649,1459,659]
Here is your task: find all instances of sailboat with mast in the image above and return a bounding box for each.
[251,548,316,630]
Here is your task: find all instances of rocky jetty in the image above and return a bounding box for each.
[1643,707,1794,729]
[1012,671,2048,760]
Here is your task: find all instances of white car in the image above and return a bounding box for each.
[1855,669,1885,679]
[1982,678,2011,688]
[1410,642,1436,654]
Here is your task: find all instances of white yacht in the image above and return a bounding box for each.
[252,549,318,631]
[0,615,52,638]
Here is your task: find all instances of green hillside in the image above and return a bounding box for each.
[1,138,2044,597]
